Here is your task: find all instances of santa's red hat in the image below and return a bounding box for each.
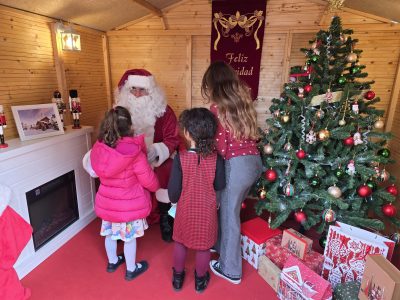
[117,69,156,90]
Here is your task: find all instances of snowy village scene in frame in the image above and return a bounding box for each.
[11,103,64,141]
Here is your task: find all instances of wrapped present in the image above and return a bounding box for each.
[278,256,333,300]
[322,222,395,289]
[333,281,360,300]
[281,228,313,260]
[258,255,282,292]
[266,234,324,274]
[359,255,400,300]
[240,217,281,269]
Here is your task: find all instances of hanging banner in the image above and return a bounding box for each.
[211,0,267,100]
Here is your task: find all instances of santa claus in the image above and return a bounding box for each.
[115,69,179,242]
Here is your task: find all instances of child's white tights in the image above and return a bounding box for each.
[104,235,137,271]
[124,238,137,272]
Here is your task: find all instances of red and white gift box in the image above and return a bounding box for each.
[281,228,313,260]
[278,256,333,300]
[240,217,281,269]
[266,234,324,274]
[322,222,395,289]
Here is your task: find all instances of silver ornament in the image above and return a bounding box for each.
[374,119,384,129]
[264,144,273,154]
[339,119,346,126]
[328,185,342,198]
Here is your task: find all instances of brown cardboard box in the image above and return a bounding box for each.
[359,254,400,300]
[258,255,281,292]
[281,228,313,260]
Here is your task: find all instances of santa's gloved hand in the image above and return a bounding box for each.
[147,144,158,163]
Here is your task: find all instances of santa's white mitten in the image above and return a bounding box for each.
[82,150,98,178]
[147,144,158,163]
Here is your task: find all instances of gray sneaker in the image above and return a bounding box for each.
[209,260,241,284]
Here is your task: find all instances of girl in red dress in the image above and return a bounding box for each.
[168,108,225,293]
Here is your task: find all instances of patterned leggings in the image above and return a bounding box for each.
[173,242,210,276]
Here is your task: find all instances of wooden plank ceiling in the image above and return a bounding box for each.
[0,0,398,32]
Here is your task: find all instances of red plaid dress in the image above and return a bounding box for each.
[172,150,218,250]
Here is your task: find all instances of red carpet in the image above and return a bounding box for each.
[21,218,278,300]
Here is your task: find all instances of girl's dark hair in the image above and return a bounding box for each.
[179,108,217,157]
[98,106,133,148]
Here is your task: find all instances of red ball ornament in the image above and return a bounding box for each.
[296,149,306,160]
[304,84,312,93]
[241,202,247,209]
[265,169,278,182]
[343,136,354,146]
[386,184,398,196]
[357,184,372,197]
[382,203,397,217]
[364,91,376,100]
[294,210,307,223]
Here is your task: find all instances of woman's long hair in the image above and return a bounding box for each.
[98,106,133,148]
[201,61,258,140]
[179,108,217,158]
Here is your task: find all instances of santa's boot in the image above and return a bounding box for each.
[159,202,173,242]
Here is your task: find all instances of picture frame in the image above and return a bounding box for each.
[11,103,65,141]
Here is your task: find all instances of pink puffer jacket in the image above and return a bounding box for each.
[91,135,160,222]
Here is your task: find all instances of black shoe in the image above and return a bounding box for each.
[160,214,173,243]
[106,254,125,273]
[195,270,210,293]
[209,260,241,284]
[172,268,185,291]
[125,261,149,281]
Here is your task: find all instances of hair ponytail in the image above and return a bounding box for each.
[98,106,133,148]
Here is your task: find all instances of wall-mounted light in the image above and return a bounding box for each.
[55,21,81,51]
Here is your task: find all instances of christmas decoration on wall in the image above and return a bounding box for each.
[254,16,400,235]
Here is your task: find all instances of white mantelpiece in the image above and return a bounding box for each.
[0,126,96,278]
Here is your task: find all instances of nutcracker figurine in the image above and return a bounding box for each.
[0,105,8,148]
[52,90,66,129]
[69,89,81,129]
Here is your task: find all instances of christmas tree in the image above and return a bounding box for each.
[255,16,400,235]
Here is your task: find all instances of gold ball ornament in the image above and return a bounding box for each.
[339,119,346,126]
[264,144,274,155]
[318,129,330,141]
[347,52,358,63]
[328,185,342,198]
[281,114,290,123]
[374,119,384,129]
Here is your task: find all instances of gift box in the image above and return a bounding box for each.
[359,254,400,300]
[322,222,395,288]
[266,234,324,274]
[333,281,360,300]
[258,255,282,292]
[281,228,313,260]
[278,256,333,300]
[240,217,281,269]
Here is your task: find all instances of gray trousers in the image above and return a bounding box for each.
[215,155,262,278]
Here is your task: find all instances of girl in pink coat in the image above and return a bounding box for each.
[90,106,160,281]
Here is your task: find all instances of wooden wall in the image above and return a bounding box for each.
[0,6,109,140]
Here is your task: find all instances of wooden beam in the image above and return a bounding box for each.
[113,15,154,31]
[341,7,395,24]
[384,52,400,132]
[102,35,113,109]
[281,31,293,89]
[186,36,192,109]
[132,0,163,17]
[49,22,70,125]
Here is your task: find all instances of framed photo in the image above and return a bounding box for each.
[11,103,65,141]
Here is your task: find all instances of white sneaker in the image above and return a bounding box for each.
[209,260,241,284]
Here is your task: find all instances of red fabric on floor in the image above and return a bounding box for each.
[21,218,277,300]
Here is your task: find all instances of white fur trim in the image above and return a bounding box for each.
[0,184,12,216]
[127,75,155,90]
[152,142,170,168]
[82,150,98,178]
[155,188,170,203]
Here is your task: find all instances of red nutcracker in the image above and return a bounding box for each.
[69,89,81,129]
[0,105,8,148]
[52,90,66,129]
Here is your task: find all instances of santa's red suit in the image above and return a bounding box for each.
[0,184,32,300]
[115,69,180,242]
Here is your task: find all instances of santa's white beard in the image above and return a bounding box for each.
[115,86,166,146]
